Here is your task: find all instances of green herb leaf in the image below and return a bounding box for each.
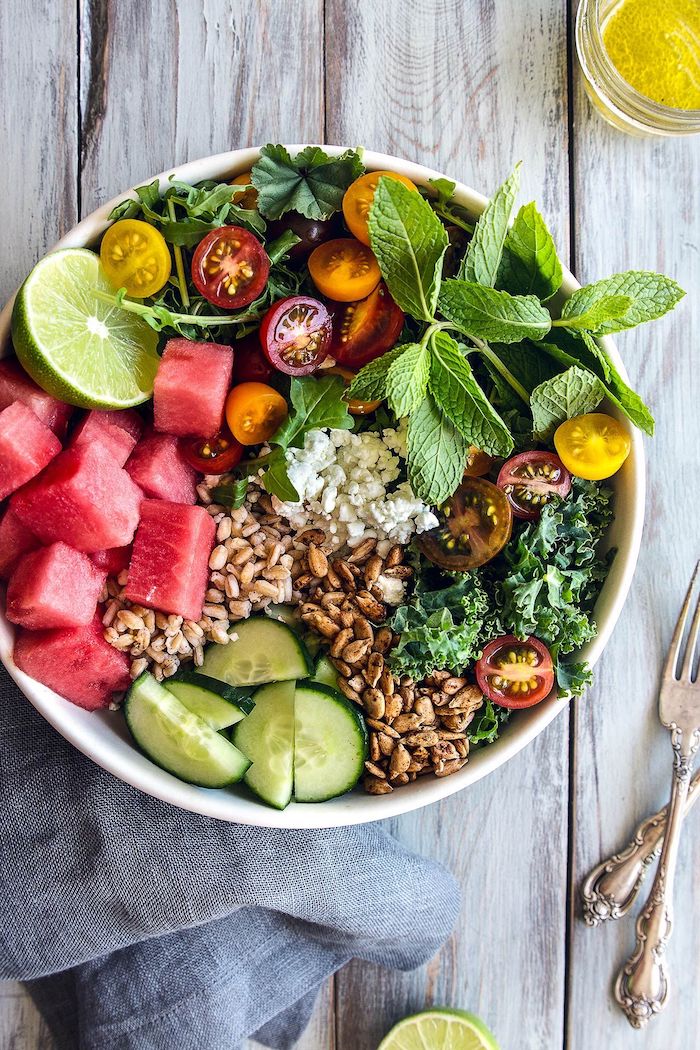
[266,230,302,264]
[368,176,448,321]
[210,479,250,510]
[262,451,301,503]
[497,202,563,301]
[427,177,457,204]
[251,144,364,220]
[560,271,685,335]
[386,342,430,417]
[271,375,353,450]
[530,366,605,439]
[346,344,409,402]
[438,279,552,343]
[406,392,469,504]
[554,294,634,332]
[461,164,521,286]
[468,699,511,746]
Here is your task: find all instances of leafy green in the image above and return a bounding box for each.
[210,479,250,511]
[468,700,511,746]
[423,178,475,234]
[530,366,605,439]
[406,393,469,505]
[271,375,353,450]
[386,342,430,417]
[251,144,364,220]
[497,202,563,301]
[560,271,685,335]
[346,344,410,402]
[438,280,553,343]
[554,294,633,332]
[461,165,520,286]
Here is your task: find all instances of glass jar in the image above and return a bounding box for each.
[575,0,700,137]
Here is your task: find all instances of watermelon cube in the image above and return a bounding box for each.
[91,545,132,576]
[0,401,62,500]
[11,442,142,552]
[153,338,234,437]
[125,500,216,621]
[125,432,197,504]
[0,358,72,437]
[13,618,131,710]
[0,507,40,580]
[6,542,106,629]
[71,409,143,466]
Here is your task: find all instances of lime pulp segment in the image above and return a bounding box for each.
[377,1009,499,1050]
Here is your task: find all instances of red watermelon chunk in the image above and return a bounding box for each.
[10,442,142,552]
[0,359,72,438]
[6,542,106,629]
[125,432,197,504]
[153,338,234,438]
[0,507,40,580]
[13,617,131,710]
[91,545,132,576]
[71,409,143,466]
[125,500,216,621]
[0,401,62,500]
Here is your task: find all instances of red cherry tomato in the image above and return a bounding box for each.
[476,635,555,709]
[259,296,332,376]
[232,334,274,384]
[417,477,512,571]
[496,451,572,521]
[330,283,404,368]
[191,226,270,309]
[180,430,244,474]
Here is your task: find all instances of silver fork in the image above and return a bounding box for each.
[614,563,700,1028]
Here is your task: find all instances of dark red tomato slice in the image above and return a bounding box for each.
[259,296,332,376]
[497,451,572,521]
[464,446,495,478]
[330,282,404,368]
[180,429,244,474]
[417,477,512,571]
[191,226,270,309]
[232,333,274,383]
[476,635,555,709]
[266,213,341,260]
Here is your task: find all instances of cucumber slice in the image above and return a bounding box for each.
[233,681,295,809]
[165,672,253,731]
[266,604,322,658]
[312,654,340,690]
[125,672,250,788]
[202,616,312,687]
[293,682,368,803]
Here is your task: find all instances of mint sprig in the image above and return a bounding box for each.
[460,163,520,285]
[497,202,563,301]
[530,366,605,440]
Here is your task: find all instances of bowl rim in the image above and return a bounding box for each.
[0,144,646,828]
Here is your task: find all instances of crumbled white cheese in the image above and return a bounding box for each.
[374,573,407,606]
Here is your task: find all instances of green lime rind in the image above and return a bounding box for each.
[11,247,160,409]
[377,1008,499,1050]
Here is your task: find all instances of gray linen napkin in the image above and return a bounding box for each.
[0,666,459,1049]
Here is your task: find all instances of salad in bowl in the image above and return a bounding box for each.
[0,144,684,825]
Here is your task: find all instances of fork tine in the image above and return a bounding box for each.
[680,567,700,682]
[663,562,700,681]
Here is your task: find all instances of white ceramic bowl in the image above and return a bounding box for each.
[0,146,645,828]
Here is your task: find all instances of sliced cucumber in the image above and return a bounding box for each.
[293,682,368,803]
[125,672,250,788]
[266,604,322,658]
[312,654,339,690]
[233,681,296,809]
[202,616,312,687]
[165,671,254,731]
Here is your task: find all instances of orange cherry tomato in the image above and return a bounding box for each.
[307,238,381,302]
[225,382,288,446]
[230,171,258,210]
[325,366,382,416]
[464,446,495,478]
[342,171,418,246]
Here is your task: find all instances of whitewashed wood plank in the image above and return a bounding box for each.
[326,2,572,1047]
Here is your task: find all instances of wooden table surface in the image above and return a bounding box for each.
[1,2,698,1047]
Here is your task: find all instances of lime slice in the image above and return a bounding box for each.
[11,247,160,409]
[378,1008,499,1050]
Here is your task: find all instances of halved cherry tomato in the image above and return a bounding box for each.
[259,296,332,376]
[267,213,341,259]
[417,477,513,571]
[230,171,258,210]
[325,366,382,416]
[497,451,572,520]
[232,333,274,384]
[330,283,404,368]
[225,382,288,446]
[554,412,631,480]
[191,226,270,309]
[180,429,244,474]
[342,171,418,246]
[476,635,555,709]
[464,446,495,478]
[100,219,171,298]
[308,238,381,302]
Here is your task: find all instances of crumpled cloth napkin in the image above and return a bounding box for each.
[0,666,459,1049]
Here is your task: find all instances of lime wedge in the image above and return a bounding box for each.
[378,1008,499,1050]
[11,248,160,409]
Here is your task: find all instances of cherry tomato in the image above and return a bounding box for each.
[330,283,404,368]
[225,382,288,446]
[266,213,341,260]
[230,171,258,210]
[259,296,332,376]
[180,429,244,474]
[464,446,495,478]
[308,238,381,302]
[417,477,513,571]
[100,219,171,298]
[342,171,418,246]
[476,635,555,709]
[325,366,383,416]
[191,226,270,309]
[497,451,572,520]
[554,412,631,481]
[232,334,274,384]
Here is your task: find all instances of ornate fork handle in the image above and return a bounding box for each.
[581,769,700,925]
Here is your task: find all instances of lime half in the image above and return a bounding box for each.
[11,248,160,409]
[378,1008,499,1050]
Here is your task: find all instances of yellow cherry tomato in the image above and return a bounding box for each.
[100,219,171,298]
[225,382,288,446]
[554,412,631,480]
[230,171,258,210]
[325,365,383,416]
[342,171,418,246]
[308,238,381,302]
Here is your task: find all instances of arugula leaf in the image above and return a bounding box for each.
[423,178,475,234]
[386,342,430,417]
[346,344,410,402]
[211,479,250,510]
[497,202,563,301]
[468,699,511,746]
[368,177,448,321]
[560,271,685,335]
[429,332,513,456]
[251,144,364,220]
[554,294,633,332]
[461,164,520,286]
[530,366,605,439]
[406,393,469,504]
[438,279,552,343]
[262,451,302,503]
[271,375,353,450]
[427,177,456,203]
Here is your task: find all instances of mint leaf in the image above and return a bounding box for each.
[497,202,563,301]
[346,344,410,402]
[368,177,448,321]
[554,294,633,332]
[271,375,353,450]
[407,393,469,504]
[438,279,552,343]
[530,366,605,439]
[429,332,513,456]
[561,271,685,335]
[386,343,430,417]
[251,144,364,220]
[461,164,520,286]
